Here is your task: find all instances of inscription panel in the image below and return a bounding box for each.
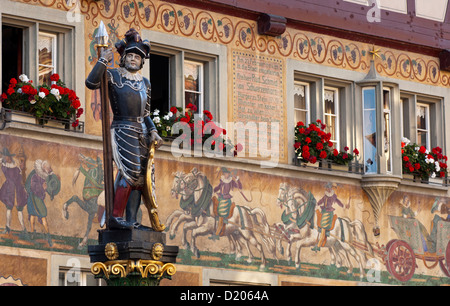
[232,50,285,162]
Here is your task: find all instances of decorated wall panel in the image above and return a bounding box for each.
[11,0,450,140]
[0,134,449,285]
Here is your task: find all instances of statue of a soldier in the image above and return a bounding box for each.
[85,29,163,231]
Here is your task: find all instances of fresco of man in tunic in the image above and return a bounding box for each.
[25,160,60,247]
[0,147,28,235]
[211,167,242,239]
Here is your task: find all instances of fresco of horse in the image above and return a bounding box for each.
[167,168,275,270]
[62,154,104,249]
[273,182,373,279]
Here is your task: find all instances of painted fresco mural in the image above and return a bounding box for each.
[0,133,449,285]
[3,0,450,287]
[0,134,103,254]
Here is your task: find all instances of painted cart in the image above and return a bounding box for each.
[385,215,450,282]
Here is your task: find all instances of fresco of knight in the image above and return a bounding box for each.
[85,28,163,231]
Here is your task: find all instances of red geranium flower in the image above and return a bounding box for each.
[50,73,60,82]
[316,142,323,150]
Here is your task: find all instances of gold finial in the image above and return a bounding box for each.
[369,46,381,60]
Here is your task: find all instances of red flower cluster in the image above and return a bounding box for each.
[153,105,241,156]
[21,85,38,96]
[1,74,83,128]
[294,119,358,165]
[294,119,333,164]
[402,140,448,180]
[50,73,60,82]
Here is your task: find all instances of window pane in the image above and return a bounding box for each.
[294,93,306,110]
[150,54,170,115]
[383,90,391,172]
[324,90,335,114]
[58,272,65,286]
[384,112,391,172]
[2,25,23,91]
[363,88,377,173]
[86,273,98,286]
[185,91,199,112]
[295,110,306,125]
[417,130,427,148]
[417,105,427,130]
[38,33,56,86]
[325,115,336,142]
[364,88,376,109]
[383,90,390,110]
[184,61,200,92]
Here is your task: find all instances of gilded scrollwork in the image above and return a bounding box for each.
[91,259,176,280]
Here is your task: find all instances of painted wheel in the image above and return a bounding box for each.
[386,240,416,282]
[438,260,450,277]
[384,239,397,275]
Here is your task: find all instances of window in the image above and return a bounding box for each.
[202,268,277,286]
[150,53,170,115]
[293,81,309,125]
[148,43,219,120]
[58,268,105,286]
[184,60,203,115]
[38,32,57,86]
[416,103,430,149]
[401,93,443,151]
[2,25,23,91]
[324,87,339,148]
[361,86,393,174]
[383,88,392,173]
[1,16,77,92]
[291,73,351,164]
[363,87,377,173]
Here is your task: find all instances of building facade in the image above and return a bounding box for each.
[0,0,449,286]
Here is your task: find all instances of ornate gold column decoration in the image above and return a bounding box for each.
[91,259,176,280]
[90,241,176,286]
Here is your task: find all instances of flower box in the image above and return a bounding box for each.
[151,104,241,156]
[293,119,360,171]
[1,108,83,133]
[428,177,444,185]
[1,74,84,131]
[5,109,36,124]
[401,138,448,184]
[402,173,423,183]
[331,163,349,172]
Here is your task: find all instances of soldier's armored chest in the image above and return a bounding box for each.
[107,69,149,117]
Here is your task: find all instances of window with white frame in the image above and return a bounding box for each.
[416,103,430,149]
[184,60,203,115]
[58,267,106,286]
[149,44,218,119]
[292,73,350,160]
[324,87,339,149]
[1,16,76,91]
[38,32,57,86]
[293,81,309,125]
[383,88,392,173]
[363,87,377,173]
[401,93,442,151]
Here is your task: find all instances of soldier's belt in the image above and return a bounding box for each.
[114,116,145,123]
